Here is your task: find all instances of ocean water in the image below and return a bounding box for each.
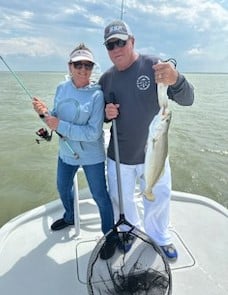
[0,71,227,227]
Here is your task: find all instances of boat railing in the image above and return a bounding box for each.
[73,128,111,236]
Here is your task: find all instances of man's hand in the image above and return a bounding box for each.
[153,62,178,85]
[105,103,120,120]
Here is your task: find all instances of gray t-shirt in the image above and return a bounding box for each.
[99,54,194,165]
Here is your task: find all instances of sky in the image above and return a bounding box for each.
[0,0,228,73]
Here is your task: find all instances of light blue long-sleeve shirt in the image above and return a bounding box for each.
[51,79,106,165]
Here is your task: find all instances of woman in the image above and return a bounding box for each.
[33,43,115,235]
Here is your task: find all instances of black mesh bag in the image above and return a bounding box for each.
[87,226,172,294]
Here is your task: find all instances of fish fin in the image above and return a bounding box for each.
[144,191,156,201]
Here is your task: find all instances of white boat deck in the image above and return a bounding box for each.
[0,190,227,295]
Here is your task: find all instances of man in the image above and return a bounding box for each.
[99,19,194,261]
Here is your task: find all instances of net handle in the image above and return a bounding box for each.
[112,119,125,215]
[108,92,125,215]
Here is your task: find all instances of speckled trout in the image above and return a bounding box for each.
[143,82,171,201]
[143,108,171,200]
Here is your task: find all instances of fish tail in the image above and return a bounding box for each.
[144,191,156,201]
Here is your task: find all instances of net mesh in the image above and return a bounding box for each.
[87,228,172,294]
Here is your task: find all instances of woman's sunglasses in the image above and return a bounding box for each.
[105,39,127,51]
[71,61,94,70]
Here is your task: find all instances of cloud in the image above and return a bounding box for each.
[0,0,227,72]
[187,47,204,56]
[0,37,58,56]
[1,9,33,34]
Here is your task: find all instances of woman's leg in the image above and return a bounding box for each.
[83,162,114,234]
[57,157,79,224]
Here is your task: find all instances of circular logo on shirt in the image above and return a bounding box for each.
[136,75,150,90]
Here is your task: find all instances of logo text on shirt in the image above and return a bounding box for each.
[136,75,150,90]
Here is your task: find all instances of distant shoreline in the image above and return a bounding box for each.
[1,70,228,75]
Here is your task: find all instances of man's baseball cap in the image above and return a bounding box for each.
[104,20,132,44]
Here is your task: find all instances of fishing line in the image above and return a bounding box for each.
[0,55,79,158]
[0,56,33,100]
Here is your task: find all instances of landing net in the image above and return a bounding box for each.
[87,229,172,294]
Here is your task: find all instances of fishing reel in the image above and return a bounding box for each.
[35,127,53,144]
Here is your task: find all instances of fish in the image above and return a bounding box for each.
[143,108,172,200]
[143,82,171,201]
[157,82,168,110]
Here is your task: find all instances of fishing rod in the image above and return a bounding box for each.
[120,0,125,20]
[0,55,78,158]
[0,55,33,99]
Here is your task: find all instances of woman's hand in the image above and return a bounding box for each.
[44,116,59,131]
[32,97,48,115]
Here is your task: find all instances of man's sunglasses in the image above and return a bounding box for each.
[71,61,94,70]
[105,39,127,51]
